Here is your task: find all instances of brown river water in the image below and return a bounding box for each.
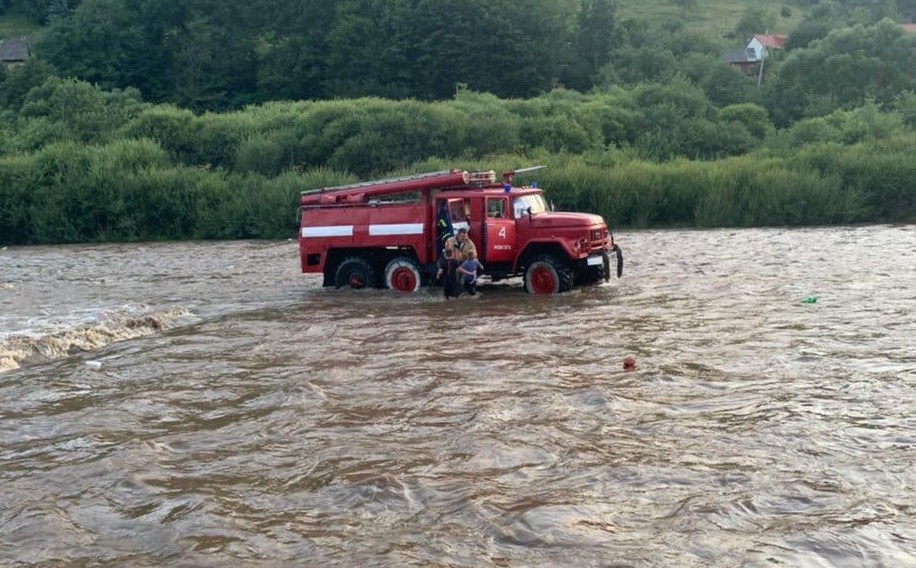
[1,226,915,567]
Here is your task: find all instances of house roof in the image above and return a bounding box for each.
[750,34,787,49]
[902,24,916,33]
[723,48,756,64]
[0,38,30,62]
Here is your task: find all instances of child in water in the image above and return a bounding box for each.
[436,247,462,299]
[456,250,484,296]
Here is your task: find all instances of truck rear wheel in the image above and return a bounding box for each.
[525,255,572,295]
[335,257,375,290]
[384,257,421,292]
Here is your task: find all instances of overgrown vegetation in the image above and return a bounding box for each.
[1,0,915,244]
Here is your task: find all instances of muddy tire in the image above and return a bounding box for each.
[335,257,375,290]
[524,255,572,295]
[384,257,422,292]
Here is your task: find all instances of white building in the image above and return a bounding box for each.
[745,34,787,62]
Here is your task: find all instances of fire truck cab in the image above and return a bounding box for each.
[298,168,622,294]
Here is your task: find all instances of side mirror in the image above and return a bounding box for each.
[527,206,533,218]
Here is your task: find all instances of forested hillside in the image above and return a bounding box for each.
[1,0,915,244]
[4,0,914,111]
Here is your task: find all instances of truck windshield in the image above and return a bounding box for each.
[512,194,547,218]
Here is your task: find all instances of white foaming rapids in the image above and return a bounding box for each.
[0,307,192,373]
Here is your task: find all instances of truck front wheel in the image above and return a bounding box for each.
[335,257,375,289]
[384,257,422,292]
[524,255,572,295]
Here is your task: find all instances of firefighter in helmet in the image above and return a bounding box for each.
[436,201,453,257]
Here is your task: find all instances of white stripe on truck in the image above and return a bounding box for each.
[301,225,354,238]
[368,223,424,236]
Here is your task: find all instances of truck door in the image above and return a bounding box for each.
[437,197,472,253]
[448,198,469,232]
[482,197,516,264]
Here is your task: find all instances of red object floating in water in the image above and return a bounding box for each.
[623,356,636,371]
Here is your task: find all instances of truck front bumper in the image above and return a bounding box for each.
[583,245,623,280]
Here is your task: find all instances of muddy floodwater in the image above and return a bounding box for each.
[1,226,915,567]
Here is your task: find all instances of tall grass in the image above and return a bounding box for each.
[511,149,870,229]
[614,0,805,37]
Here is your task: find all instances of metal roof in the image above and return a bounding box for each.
[0,38,30,62]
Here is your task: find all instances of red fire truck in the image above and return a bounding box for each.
[297,168,623,294]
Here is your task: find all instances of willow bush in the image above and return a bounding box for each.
[120,106,253,170]
[18,78,144,145]
[2,76,788,173]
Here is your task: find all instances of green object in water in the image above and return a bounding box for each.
[802,296,818,304]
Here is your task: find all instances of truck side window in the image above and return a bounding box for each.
[487,199,506,219]
[449,199,468,222]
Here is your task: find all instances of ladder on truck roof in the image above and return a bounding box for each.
[301,170,454,196]
[300,169,497,196]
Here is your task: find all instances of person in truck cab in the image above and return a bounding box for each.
[455,228,477,260]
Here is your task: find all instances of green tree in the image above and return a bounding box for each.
[412,0,488,99]
[719,103,773,139]
[18,77,144,144]
[486,0,580,97]
[786,1,843,49]
[735,7,774,41]
[846,0,900,25]
[47,0,69,21]
[3,0,47,22]
[598,45,678,86]
[37,0,178,102]
[0,57,56,111]
[598,20,723,88]
[768,19,916,125]
[893,90,916,126]
[322,0,581,100]
[324,0,418,99]
[170,15,257,110]
[254,1,336,102]
[567,0,617,90]
[256,35,329,102]
[899,0,916,20]
[686,56,759,107]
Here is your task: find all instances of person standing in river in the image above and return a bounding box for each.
[436,246,462,299]
[456,250,484,296]
[455,227,476,260]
